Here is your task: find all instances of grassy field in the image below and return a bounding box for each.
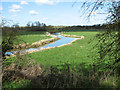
[3,31,120,88]
[26,31,98,68]
[5,31,98,68]
[15,31,52,45]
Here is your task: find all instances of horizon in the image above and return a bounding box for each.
[1,0,112,27]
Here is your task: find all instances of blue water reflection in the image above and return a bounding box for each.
[5,33,80,56]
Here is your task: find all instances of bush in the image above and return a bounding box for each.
[2,28,18,57]
[46,26,58,34]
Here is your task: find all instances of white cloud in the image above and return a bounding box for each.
[9,9,21,12]
[1,16,5,19]
[0,6,3,10]
[13,14,17,17]
[42,18,48,20]
[10,4,22,9]
[29,10,39,15]
[1,0,120,2]
[9,4,22,12]
[21,1,28,5]
[35,0,54,5]
[85,7,89,9]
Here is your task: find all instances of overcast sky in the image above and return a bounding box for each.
[1,0,112,26]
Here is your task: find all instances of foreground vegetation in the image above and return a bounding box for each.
[2,31,120,88]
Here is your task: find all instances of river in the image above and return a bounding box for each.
[5,33,80,56]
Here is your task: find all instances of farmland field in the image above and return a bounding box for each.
[5,31,98,68]
[3,31,120,88]
[15,31,52,45]
[25,31,99,68]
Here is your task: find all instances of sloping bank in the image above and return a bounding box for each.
[25,36,84,54]
[13,32,59,49]
[5,33,84,57]
[60,33,83,38]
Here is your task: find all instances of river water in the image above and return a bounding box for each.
[5,33,80,56]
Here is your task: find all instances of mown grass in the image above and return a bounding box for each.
[27,31,98,68]
[4,31,98,68]
[15,31,51,45]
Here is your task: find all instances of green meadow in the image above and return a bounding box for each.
[3,31,120,88]
[3,31,98,68]
[15,31,52,45]
[27,31,98,68]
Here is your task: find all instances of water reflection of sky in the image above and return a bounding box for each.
[5,33,80,56]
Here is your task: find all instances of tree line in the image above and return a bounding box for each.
[2,20,57,33]
[58,24,108,32]
[2,20,111,33]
